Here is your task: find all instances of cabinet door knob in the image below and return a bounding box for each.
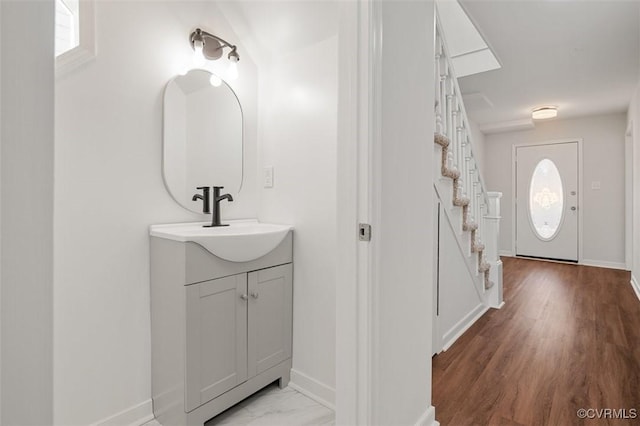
[251,292,259,299]
[240,294,248,300]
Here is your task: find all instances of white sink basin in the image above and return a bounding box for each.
[150,220,293,262]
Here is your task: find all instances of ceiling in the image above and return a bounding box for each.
[456,0,640,130]
[437,0,501,77]
[217,1,339,65]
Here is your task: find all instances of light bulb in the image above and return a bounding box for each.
[209,74,222,87]
[227,61,238,81]
[193,40,205,67]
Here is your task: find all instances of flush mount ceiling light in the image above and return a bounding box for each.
[532,106,558,120]
[189,28,240,81]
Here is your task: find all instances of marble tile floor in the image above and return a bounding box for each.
[144,384,335,426]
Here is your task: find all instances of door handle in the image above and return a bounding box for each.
[251,292,259,299]
[570,206,576,211]
[240,294,248,301]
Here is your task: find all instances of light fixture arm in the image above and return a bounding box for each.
[189,28,240,62]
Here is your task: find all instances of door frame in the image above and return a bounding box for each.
[625,121,633,271]
[511,139,584,263]
[336,1,437,424]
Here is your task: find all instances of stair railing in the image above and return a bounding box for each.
[434,9,496,291]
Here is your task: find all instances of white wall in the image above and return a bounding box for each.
[484,113,627,267]
[257,35,338,405]
[438,207,483,343]
[1,1,55,424]
[54,2,258,424]
[374,1,435,424]
[469,119,486,172]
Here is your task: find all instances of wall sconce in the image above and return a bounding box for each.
[189,28,240,83]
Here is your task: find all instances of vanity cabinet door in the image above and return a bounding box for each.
[185,273,248,412]
[247,264,293,377]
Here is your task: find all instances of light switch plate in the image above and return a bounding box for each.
[264,166,274,188]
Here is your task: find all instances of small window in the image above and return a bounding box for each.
[55,0,79,56]
[55,0,95,76]
[529,159,564,240]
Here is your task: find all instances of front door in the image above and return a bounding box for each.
[515,142,579,262]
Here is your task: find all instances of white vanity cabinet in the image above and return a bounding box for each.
[150,232,293,426]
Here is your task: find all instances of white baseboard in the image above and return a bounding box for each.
[415,405,439,426]
[631,275,640,302]
[289,369,336,411]
[498,250,513,257]
[441,304,489,351]
[92,399,154,426]
[581,259,627,270]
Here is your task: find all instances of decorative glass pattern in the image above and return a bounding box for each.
[529,159,563,239]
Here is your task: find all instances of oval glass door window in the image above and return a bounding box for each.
[529,159,564,240]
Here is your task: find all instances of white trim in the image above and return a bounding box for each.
[625,125,633,270]
[499,250,513,257]
[512,255,626,270]
[511,139,583,262]
[441,304,489,351]
[578,140,584,264]
[289,369,336,410]
[91,399,153,426]
[415,406,439,426]
[581,259,627,270]
[631,275,640,302]
[56,0,96,78]
[368,1,383,423]
[335,1,374,424]
[479,118,535,135]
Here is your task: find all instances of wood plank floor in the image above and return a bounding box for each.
[433,257,640,426]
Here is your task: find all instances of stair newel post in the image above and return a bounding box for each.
[480,192,488,243]
[483,192,504,308]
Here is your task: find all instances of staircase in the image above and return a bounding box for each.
[432,7,503,352]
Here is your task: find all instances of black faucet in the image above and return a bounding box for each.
[205,186,233,227]
[192,186,211,214]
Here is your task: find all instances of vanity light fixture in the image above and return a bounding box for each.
[532,106,558,120]
[189,28,240,82]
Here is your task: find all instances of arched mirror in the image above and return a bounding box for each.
[163,69,243,213]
